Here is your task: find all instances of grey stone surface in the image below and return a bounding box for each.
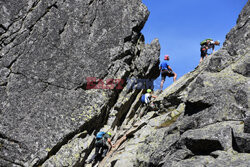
[1,0,249,166]
[0,0,160,166]
[97,1,250,167]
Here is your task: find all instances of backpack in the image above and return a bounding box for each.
[200,38,213,46]
[141,94,145,103]
[96,131,105,139]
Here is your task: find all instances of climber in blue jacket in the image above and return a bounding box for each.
[159,55,177,91]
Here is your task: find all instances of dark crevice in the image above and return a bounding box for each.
[59,22,67,35]
[89,11,97,28]
[185,139,223,155]
[184,101,212,116]
[132,25,142,34]
[89,0,95,6]
[244,116,250,133]
[123,55,133,66]
[31,0,41,8]
[0,133,19,144]
[75,82,88,90]
[27,25,34,32]
[210,154,219,159]
[232,130,250,153]
[236,19,249,30]
[0,82,8,87]
[0,24,7,31]
[53,3,58,9]
[168,97,182,107]
[41,80,70,90]
[110,160,118,167]
[146,162,160,167]
[232,130,241,152]
[6,57,18,69]
[124,35,132,43]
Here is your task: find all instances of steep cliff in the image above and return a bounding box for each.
[0,0,249,167]
[98,1,250,167]
[0,0,160,166]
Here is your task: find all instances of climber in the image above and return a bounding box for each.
[200,39,220,63]
[87,131,113,163]
[141,89,157,104]
[160,55,177,91]
[139,89,157,118]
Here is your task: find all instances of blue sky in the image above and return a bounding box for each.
[141,0,248,90]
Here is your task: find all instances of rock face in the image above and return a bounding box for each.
[0,0,160,166]
[101,1,250,167]
[0,0,249,167]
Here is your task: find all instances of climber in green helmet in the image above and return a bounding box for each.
[147,89,152,93]
[141,89,157,104]
[138,89,157,118]
[87,131,113,163]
